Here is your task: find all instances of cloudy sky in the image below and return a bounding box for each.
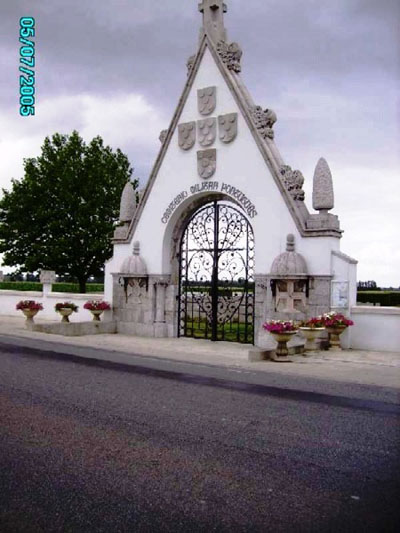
[1,0,399,286]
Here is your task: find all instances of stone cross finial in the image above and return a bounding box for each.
[198,0,227,44]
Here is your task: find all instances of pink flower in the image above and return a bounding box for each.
[262,320,297,333]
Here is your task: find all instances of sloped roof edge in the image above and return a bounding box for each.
[114,34,342,244]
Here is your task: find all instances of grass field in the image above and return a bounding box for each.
[183,318,253,343]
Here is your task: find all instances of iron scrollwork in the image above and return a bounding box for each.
[178,201,255,344]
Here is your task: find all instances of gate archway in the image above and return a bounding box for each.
[178,200,255,343]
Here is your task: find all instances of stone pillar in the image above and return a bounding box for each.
[40,270,56,295]
[155,282,168,323]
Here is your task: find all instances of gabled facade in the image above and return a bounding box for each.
[105,0,357,347]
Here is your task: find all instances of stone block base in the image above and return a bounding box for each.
[30,321,117,336]
[117,321,170,338]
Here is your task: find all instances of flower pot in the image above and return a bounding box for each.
[299,327,325,352]
[21,308,39,324]
[58,308,74,323]
[326,325,347,350]
[90,310,104,322]
[270,330,298,360]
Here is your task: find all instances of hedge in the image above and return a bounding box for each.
[0,281,43,291]
[357,291,400,307]
[0,281,104,293]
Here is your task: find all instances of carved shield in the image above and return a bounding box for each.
[178,122,196,150]
[198,86,216,116]
[197,149,217,180]
[218,113,238,143]
[197,118,216,147]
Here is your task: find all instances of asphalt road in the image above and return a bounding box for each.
[0,340,399,532]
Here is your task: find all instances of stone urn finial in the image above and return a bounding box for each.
[286,234,295,252]
[312,157,334,212]
[120,241,147,276]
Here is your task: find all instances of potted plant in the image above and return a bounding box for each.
[83,300,111,321]
[54,301,78,323]
[322,312,354,350]
[16,300,43,324]
[299,316,326,352]
[262,320,298,360]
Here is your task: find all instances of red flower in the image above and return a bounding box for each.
[83,300,111,311]
[322,313,354,327]
[16,300,43,311]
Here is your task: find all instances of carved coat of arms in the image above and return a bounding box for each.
[218,113,238,143]
[178,122,196,150]
[198,87,216,116]
[197,149,217,179]
[197,118,216,147]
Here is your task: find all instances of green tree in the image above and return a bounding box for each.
[0,131,135,292]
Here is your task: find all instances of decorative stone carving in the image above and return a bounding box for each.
[280,165,305,201]
[198,86,217,115]
[187,54,196,76]
[312,157,334,212]
[159,129,168,144]
[119,181,136,223]
[126,278,147,305]
[270,234,308,276]
[197,149,217,179]
[119,242,148,304]
[216,41,242,73]
[178,122,196,150]
[218,113,238,143]
[120,241,147,276]
[250,105,277,140]
[270,235,308,314]
[197,118,217,147]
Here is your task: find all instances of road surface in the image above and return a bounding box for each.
[0,339,399,532]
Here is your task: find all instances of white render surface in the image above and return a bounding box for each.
[0,290,111,323]
[349,306,400,353]
[111,48,346,280]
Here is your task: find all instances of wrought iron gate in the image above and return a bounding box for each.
[178,201,255,344]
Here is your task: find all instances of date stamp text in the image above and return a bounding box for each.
[19,17,35,116]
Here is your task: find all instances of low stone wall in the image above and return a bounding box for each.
[349,306,400,352]
[30,321,117,336]
[0,290,112,323]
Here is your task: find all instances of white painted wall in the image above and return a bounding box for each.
[104,244,130,303]
[0,290,112,322]
[117,47,345,282]
[349,306,400,352]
